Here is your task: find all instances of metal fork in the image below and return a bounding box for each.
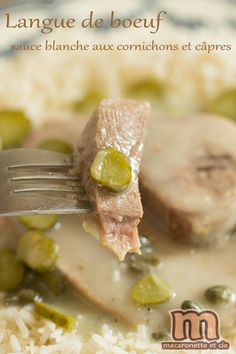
[0,148,91,216]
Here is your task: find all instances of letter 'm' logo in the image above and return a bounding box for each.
[170,310,220,341]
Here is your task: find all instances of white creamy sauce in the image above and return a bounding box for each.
[50,213,236,337]
[140,215,236,332]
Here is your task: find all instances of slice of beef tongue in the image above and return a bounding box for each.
[75,99,150,260]
[140,113,236,246]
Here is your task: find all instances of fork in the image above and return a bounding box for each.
[0,148,91,216]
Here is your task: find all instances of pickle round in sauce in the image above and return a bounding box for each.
[18,215,58,231]
[17,231,59,273]
[90,147,132,192]
[131,274,171,305]
[39,139,73,154]
[0,110,30,148]
[207,89,236,122]
[0,250,25,291]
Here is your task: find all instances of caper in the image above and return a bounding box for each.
[205,285,235,305]
[126,253,160,273]
[0,110,30,148]
[40,268,66,296]
[152,330,171,341]
[39,139,73,155]
[35,301,75,331]
[17,214,58,231]
[131,274,171,305]
[126,235,159,273]
[207,89,236,122]
[0,250,25,291]
[90,147,132,192]
[17,231,59,273]
[181,300,202,311]
[5,288,42,306]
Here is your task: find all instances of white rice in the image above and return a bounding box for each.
[0,302,235,354]
[0,43,235,127]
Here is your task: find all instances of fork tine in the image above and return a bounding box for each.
[12,186,85,194]
[3,148,72,169]
[11,175,80,182]
[0,148,91,216]
[0,194,91,216]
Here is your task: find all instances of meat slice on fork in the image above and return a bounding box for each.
[74,99,150,260]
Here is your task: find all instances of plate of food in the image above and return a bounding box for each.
[0,96,236,353]
[0,1,236,354]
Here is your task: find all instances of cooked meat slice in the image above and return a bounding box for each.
[75,99,150,260]
[53,215,163,331]
[140,114,236,246]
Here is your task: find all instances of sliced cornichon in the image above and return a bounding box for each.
[128,79,162,101]
[131,274,171,305]
[17,215,58,231]
[17,231,59,273]
[90,147,132,192]
[73,91,102,112]
[0,110,30,148]
[0,250,25,291]
[39,139,73,154]
[35,301,75,331]
[207,89,236,122]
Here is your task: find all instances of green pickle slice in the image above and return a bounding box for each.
[18,215,58,231]
[207,89,236,122]
[90,147,132,192]
[0,250,25,291]
[128,79,162,101]
[0,110,30,148]
[35,301,75,331]
[39,139,73,154]
[73,91,103,112]
[17,231,59,272]
[131,274,171,305]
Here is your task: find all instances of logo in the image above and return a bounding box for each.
[161,309,230,350]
